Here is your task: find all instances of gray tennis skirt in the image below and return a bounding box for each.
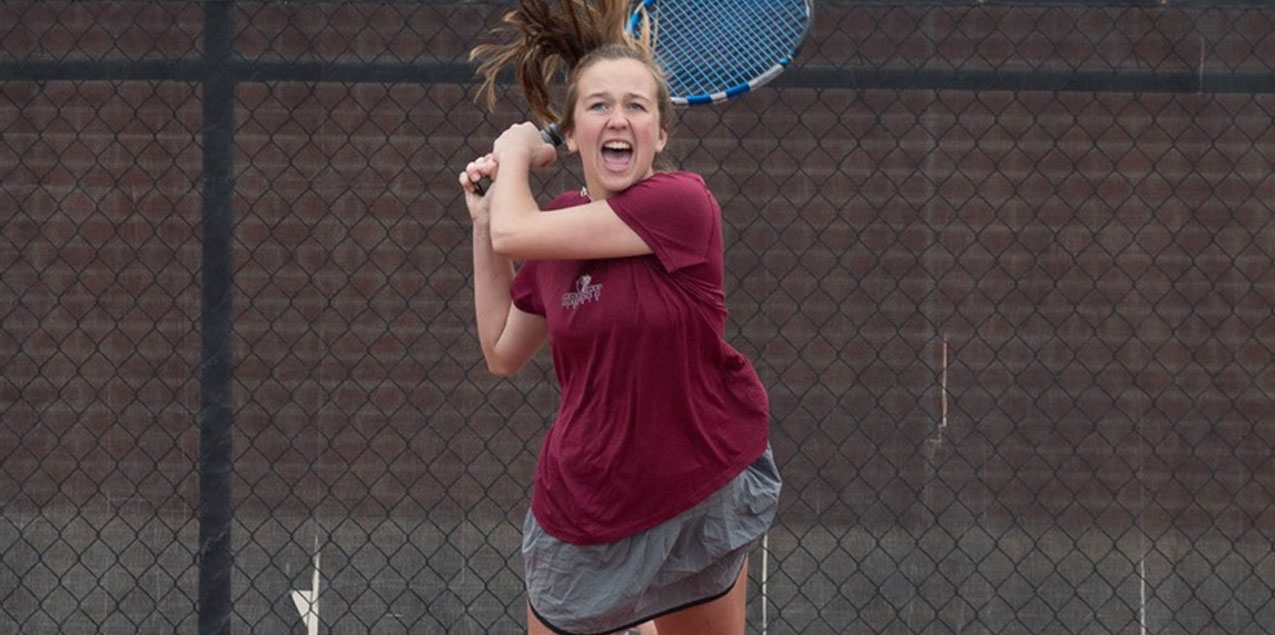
[523,445,781,635]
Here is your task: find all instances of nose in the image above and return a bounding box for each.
[606,109,629,129]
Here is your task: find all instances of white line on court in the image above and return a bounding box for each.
[940,336,949,432]
[291,535,322,635]
[761,532,770,635]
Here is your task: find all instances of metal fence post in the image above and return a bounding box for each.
[197,2,236,634]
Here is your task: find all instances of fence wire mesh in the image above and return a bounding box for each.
[3,1,1275,634]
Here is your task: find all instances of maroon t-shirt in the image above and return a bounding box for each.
[510,171,769,545]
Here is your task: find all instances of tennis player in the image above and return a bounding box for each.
[459,2,780,633]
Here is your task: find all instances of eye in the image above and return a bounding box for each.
[588,101,609,112]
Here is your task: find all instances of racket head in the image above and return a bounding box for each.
[627,0,813,106]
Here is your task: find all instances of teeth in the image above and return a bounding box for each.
[604,141,632,151]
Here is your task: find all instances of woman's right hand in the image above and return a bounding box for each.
[492,122,557,169]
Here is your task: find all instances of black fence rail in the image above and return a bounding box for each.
[2,1,1274,634]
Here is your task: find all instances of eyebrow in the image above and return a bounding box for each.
[583,91,653,102]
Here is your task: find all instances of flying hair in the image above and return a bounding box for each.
[470,0,655,127]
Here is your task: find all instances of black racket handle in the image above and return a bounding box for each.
[472,123,564,196]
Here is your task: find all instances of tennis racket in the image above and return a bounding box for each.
[473,0,813,194]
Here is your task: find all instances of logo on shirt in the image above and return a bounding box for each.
[562,274,602,309]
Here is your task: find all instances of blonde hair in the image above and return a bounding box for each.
[470,0,673,135]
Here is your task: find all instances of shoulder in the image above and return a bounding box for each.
[633,171,709,195]
[617,171,716,209]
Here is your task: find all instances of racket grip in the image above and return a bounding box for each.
[472,123,563,196]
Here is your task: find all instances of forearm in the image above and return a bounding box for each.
[487,147,542,253]
[471,221,517,367]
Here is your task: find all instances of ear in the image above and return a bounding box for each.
[565,128,579,154]
[655,127,668,154]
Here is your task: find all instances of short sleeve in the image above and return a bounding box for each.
[607,172,718,274]
[510,261,544,315]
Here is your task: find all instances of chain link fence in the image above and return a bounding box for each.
[3,1,1275,633]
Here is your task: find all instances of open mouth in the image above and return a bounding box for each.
[601,141,634,171]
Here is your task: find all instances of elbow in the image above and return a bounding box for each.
[488,228,519,257]
[485,358,520,377]
[482,349,523,377]
[488,205,539,257]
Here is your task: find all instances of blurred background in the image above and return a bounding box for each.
[2,1,1274,633]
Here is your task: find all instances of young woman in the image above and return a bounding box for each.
[458,2,780,634]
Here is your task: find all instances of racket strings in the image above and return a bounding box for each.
[644,0,807,99]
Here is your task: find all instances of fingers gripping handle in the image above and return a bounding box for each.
[473,124,563,196]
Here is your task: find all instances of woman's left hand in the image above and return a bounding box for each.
[459,153,498,222]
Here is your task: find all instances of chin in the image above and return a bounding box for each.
[594,174,629,193]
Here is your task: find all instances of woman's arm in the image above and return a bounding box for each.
[487,123,652,261]
[461,156,548,376]
[470,222,548,376]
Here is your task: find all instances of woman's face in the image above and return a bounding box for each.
[566,57,668,200]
